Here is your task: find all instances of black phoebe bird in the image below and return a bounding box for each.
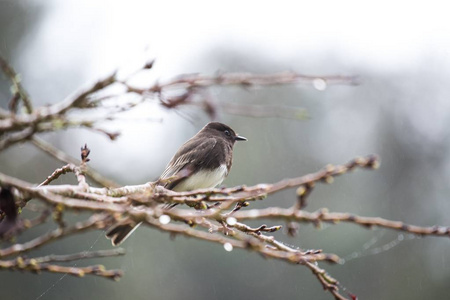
[106,122,247,245]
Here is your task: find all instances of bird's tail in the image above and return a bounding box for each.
[106,221,142,246]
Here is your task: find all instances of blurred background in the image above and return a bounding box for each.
[0,0,449,299]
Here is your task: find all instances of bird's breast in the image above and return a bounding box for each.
[171,164,228,192]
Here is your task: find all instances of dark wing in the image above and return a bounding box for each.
[159,137,217,190]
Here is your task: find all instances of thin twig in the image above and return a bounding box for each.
[39,164,76,186]
[32,248,126,263]
[31,137,119,188]
[0,55,33,113]
[305,261,348,300]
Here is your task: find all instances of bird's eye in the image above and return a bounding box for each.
[224,130,231,136]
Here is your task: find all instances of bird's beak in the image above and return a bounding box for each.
[235,135,247,141]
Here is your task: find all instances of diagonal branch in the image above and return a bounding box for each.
[0,55,33,114]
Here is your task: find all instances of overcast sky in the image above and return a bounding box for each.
[22,0,450,81]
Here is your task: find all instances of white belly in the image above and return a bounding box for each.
[172,164,228,192]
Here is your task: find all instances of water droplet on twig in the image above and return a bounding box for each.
[226,217,237,226]
[224,242,233,252]
[313,78,327,91]
[159,215,171,224]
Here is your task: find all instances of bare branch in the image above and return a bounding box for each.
[233,207,450,237]
[127,71,359,93]
[50,72,117,115]
[305,261,348,300]
[0,256,123,280]
[0,214,110,258]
